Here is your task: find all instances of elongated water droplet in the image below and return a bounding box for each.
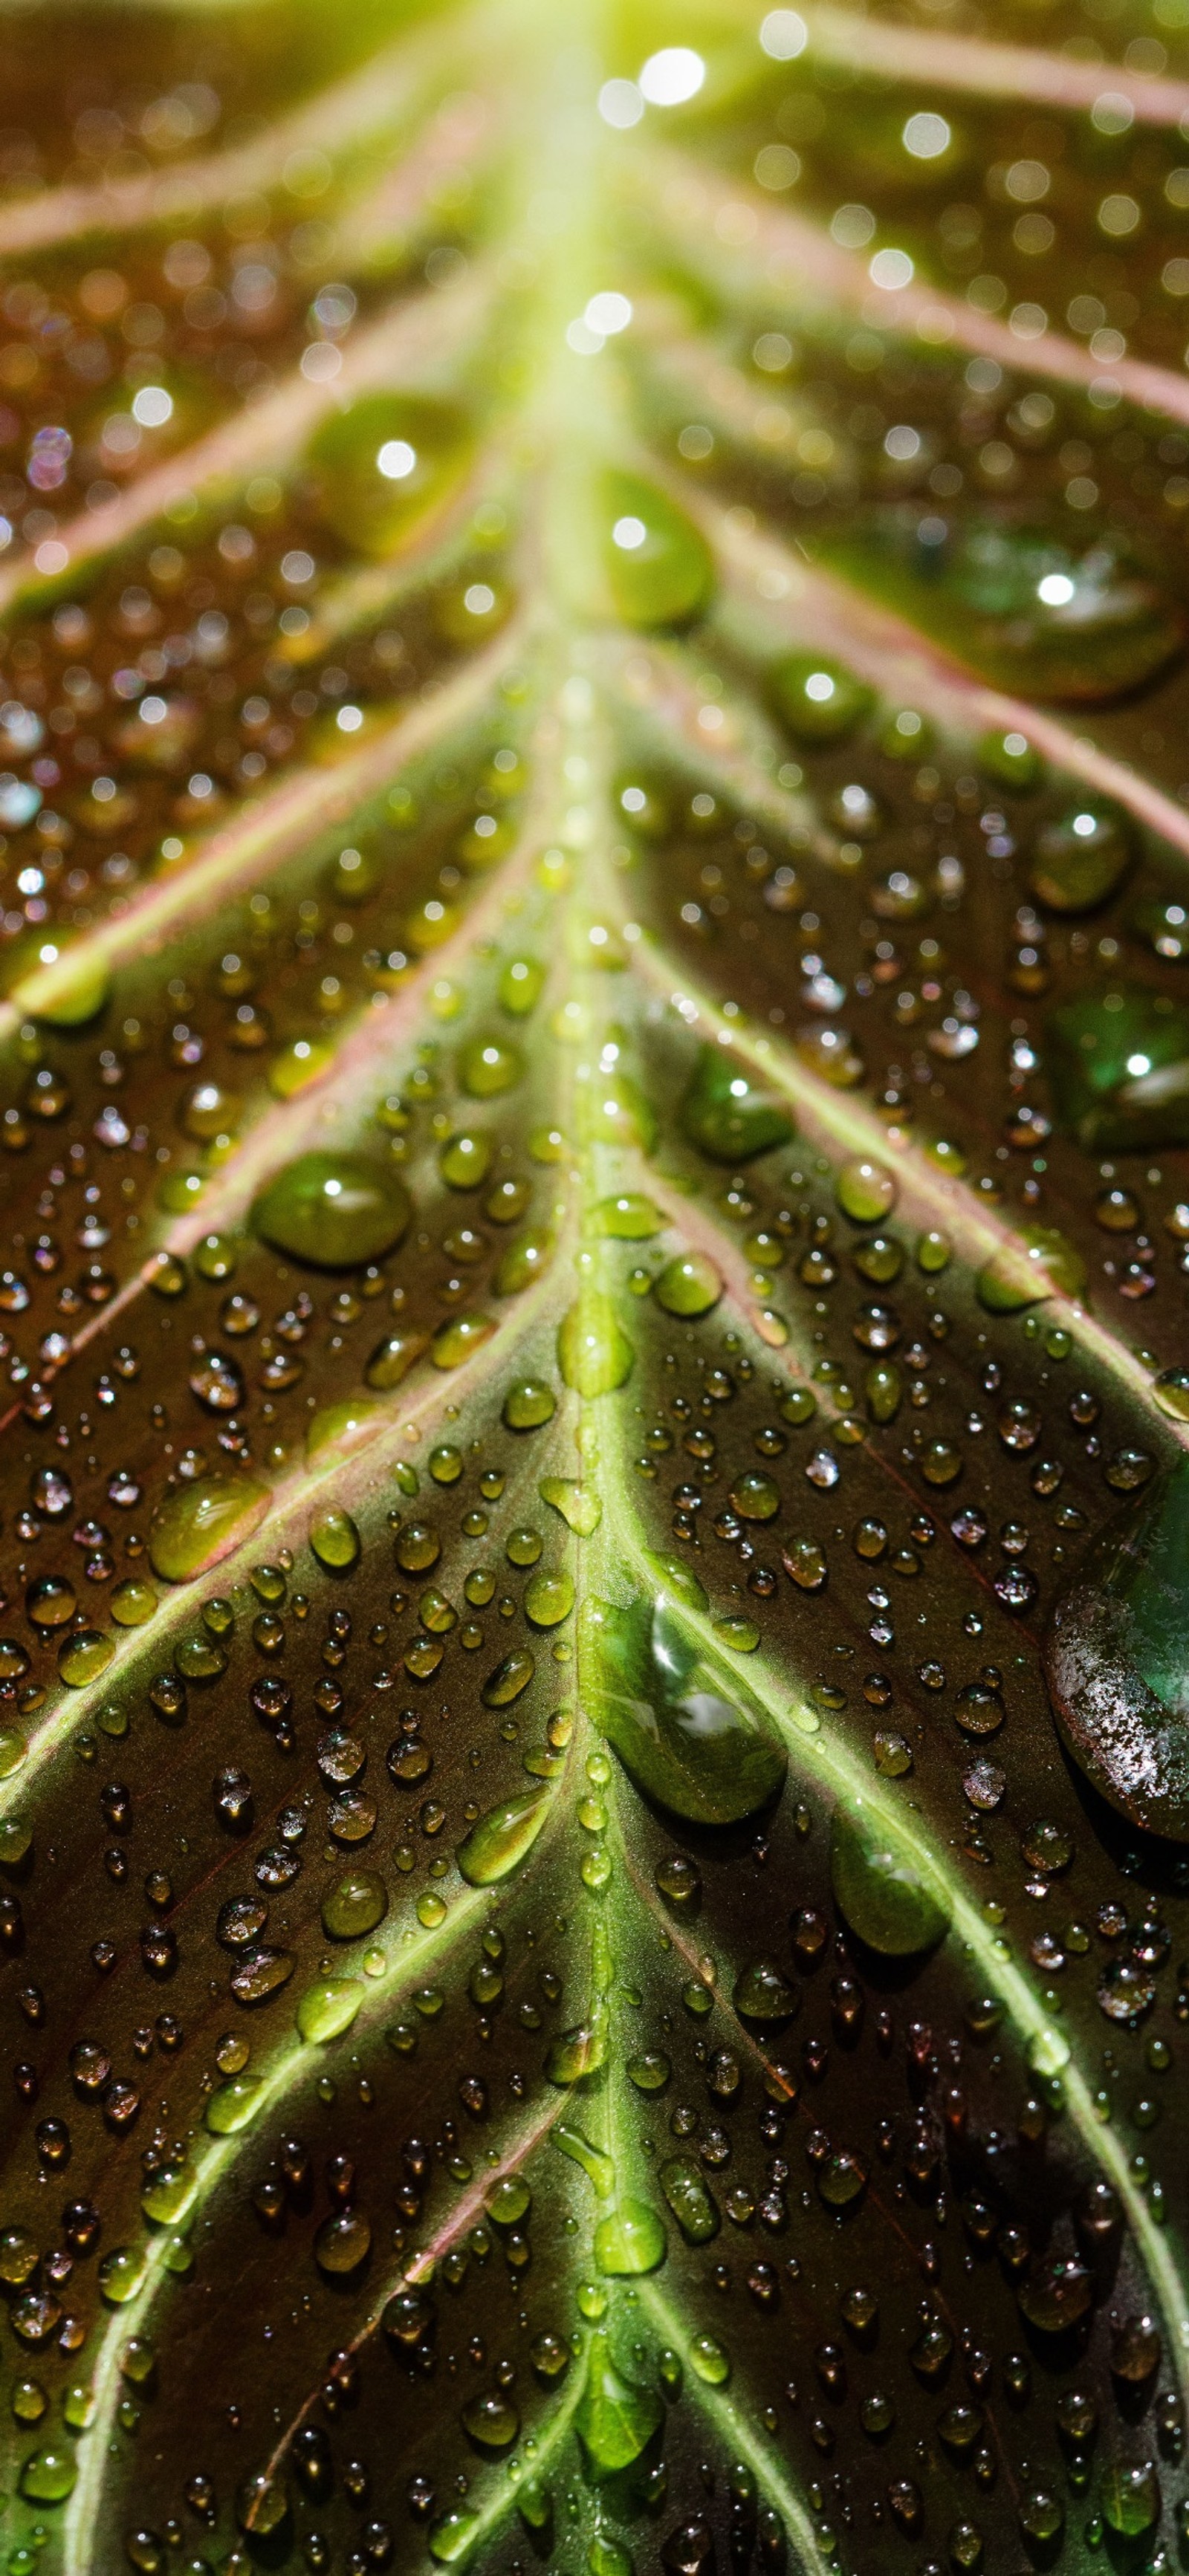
[305,1401,380,1467]
[540,1476,602,1534]
[558,1294,634,1396]
[976,1225,1085,1314]
[580,1592,785,1825]
[597,469,713,629]
[297,1977,364,2043]
[148,1473,270,1583]
[574,2331,664,2471]
[830,1801,950,1955]
[456,1785,551,1884]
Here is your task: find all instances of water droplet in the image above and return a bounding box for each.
[308,393,470,555]
[574,2331,664,2471]
[835,517,1185,701]
[461,2387,520,2447]
[580,1591,786,1824]
[308,1508,360,1571]
[593,2199,667,2275]
[592,1193,661,1239]
[654,1253,722,1316]
[493,1227,555,1294]
[297,1977,364,2043]
[1046,1459,1189,1837]
[321,1868,387,1939]
[976,1224,1085,1314]
[830,1800,950,1953]
[503,1378,557,1430]
[431,1312,496,1369]
[148,1473,270,1582]
[558,1293,634,1396]
[456,1786,551,1883]
[1028,805,1134,913]
[57,1629,114,1687]
[365,1328,430,1390]
[771,651,872,742]
[836,1158,896,1222]
[19,2444,77,2502]
[253,1152,411,1267]
[681,1047,793,1162]
[597,470,713,628]
[481,1649,536,1706]
[540,1476,601,1534]
[1048,985,1189,1150]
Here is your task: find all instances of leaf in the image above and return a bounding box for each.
[1,10,1189,2576]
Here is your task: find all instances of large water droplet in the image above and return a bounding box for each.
[593,2199,667,2275]
[308,393,470,556]
[149,1473,270,1582]
[976,1222,1086,1313]
[830,1800,950,1953]
[681,1047,793,1162]
[456,1786,551,1884]
[253,1152,411,1267]
[597,469,713,628]
[580,1590,786,1824]
[1048,986,1189,1151]
[829,516,1185,701]
[1046,1458,1189,1839]
[297,1977,364,2043]
[321,1868,387,1939]
[558,1293,634,1396]
[574,2331,664,2471]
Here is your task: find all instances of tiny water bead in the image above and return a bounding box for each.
[252,1153,411,1267]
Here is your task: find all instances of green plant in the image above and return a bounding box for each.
[2,3,1189,2572]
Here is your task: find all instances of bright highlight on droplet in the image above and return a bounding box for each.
[902,111,950,159]
[869,247,914,290]
[759,10,807,59]
[805,671,836,702]
[1127,1054,1152,1076]
[132,384,173,426]
[612,516,647,551]
[638,47,704,106]
[598,77,644,127]
[1072,811,1097,837]
[377,439,416,480]
[1038,571,1075,606]
[585,292,632,336]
